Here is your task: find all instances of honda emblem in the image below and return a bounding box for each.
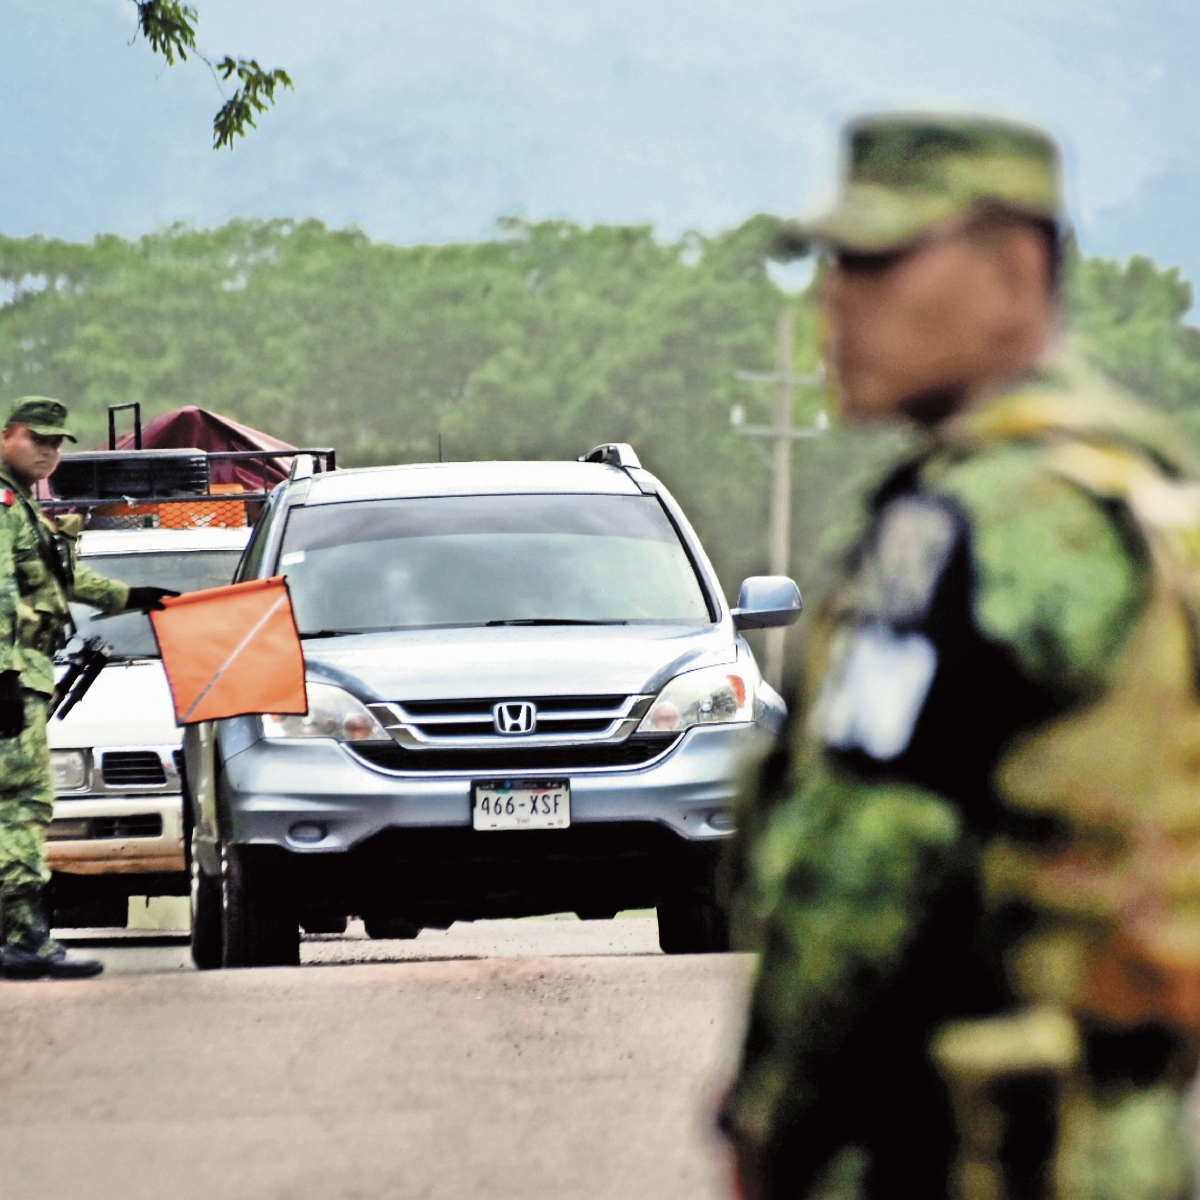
[493,701,537,735]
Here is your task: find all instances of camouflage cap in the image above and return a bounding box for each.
[780,113,1063,254]
[5,396,76,442]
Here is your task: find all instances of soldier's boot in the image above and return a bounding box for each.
[0,885,103,980]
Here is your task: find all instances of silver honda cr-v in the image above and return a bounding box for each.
[184,444,801,968]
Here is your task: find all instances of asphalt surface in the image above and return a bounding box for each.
[0,917,753,1200]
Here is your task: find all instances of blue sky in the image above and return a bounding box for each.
[3,0,1198,285]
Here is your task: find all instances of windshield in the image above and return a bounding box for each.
[69,550,244,659]
[279,494,712,633]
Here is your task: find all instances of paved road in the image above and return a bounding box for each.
[0,918,753,1200]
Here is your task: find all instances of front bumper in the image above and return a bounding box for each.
[219,722,768,920]
[47,794,186,876]
[221,722,765,851]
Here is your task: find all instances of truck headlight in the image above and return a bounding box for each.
[638,664,755,732]
[50,749,88,791]
[261,683,388,742]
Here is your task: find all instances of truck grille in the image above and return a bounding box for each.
[368,694,652,749]
[47,814,163,841]
[348,733,680,775]
[100,751,167,787]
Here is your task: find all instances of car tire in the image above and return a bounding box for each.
[363,915,421,940]
[657,893,729,954]
[221,844,300,967]
[190,831,223,970]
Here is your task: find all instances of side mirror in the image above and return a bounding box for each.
[731,576,803,630]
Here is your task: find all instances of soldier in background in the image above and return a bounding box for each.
[0,397,176,979]
[721,115,1200,1198]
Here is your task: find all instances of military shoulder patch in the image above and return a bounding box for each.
[853,495,962,625]
[0,489,14,507]
[819,625,939,760]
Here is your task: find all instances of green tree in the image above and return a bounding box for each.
[133,1,291,148]
[1068,252,1200,440]
[1,218,1197,610]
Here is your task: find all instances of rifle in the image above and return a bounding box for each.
[49,636,114,721]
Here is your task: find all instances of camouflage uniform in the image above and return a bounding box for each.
[721,118,1200,1199]
[0,399,128,962]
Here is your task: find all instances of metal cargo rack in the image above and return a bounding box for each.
[41,402,335,516]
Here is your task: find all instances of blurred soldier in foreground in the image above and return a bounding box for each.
[721,115,1200,1199]
[0,397,176,979]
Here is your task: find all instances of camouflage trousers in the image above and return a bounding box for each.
[808,1087,1195,1200]
[1055,1081,1194,1200]
[0,690,53,944]
[928,1009,1197,1200]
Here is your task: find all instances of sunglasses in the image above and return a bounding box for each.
[832,246,916,276]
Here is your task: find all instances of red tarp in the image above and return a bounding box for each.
[110,406,297,490]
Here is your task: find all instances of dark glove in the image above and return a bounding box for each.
[125,586,181,613]
[0,671,25,740]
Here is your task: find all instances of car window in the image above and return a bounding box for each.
[278,494,711,633]
[69,549,244,659]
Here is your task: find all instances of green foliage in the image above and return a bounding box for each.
[1067,252,1200,441]
[212,59,294,150]
[1,219,1197,609]
[132,2,289,148]
[134,1,198,65]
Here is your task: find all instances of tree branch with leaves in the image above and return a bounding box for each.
[133,1,292,149]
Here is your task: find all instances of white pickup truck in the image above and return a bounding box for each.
[47,526,250,927]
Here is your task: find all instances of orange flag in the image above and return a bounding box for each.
[150,576,307,725]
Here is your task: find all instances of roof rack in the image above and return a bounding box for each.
[578,443,642,470]
[107,402,143,450]
[42,402,335,514]
[41,447,337,511]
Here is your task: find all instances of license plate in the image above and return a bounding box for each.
[472,779,570,831]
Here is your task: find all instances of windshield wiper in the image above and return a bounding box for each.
[299,629,359,639]
[484,618,629,627]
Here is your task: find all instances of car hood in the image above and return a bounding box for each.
[302,623,740,702]
[47,660,180,749]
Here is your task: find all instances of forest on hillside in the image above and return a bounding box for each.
[2,216,1199,603]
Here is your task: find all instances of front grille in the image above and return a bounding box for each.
[374,694,646,745]
[47,814,163,841]
[91,814,163,839]
[349,733,680,774]
[387,716,614,737]
[100,751,167,787]
[173,749,185,778]
[401,695,627,716]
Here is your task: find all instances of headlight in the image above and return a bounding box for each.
[638,664,755,732]
[50,749,88,791]
[261,683,388,742]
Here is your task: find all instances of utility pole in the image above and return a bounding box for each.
[732,309,826,689]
